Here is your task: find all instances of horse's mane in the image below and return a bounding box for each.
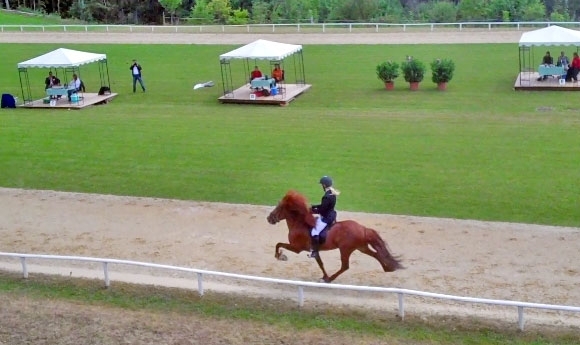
[281,190,316,228]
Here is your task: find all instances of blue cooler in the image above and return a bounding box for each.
[271,87,278,96]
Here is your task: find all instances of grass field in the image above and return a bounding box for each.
[1,42,579,227]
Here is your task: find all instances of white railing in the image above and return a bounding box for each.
[1,22,580,34]
[1,252,579,331]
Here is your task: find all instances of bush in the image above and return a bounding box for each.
[376,61,400,83]
[430,58,456,84]
[401,57,426,83]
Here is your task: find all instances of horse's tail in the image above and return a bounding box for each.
[365,228,404,272]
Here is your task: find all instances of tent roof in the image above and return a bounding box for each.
[17,48,107,68]
[219,39,302,61]
[519,25,580,46]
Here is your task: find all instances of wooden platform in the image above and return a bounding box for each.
[20,92,118,109]
[514,72,580,91]
[218,83,311,106]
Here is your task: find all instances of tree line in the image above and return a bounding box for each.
[2,0,579,25]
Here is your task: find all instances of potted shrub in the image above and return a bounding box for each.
[401,56,426,91]
[431,58,456,91]
[376,61,399,90]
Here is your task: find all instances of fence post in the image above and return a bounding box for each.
[322,23,325,33]
[431,23,434,32]
[518,306,525,331]
[20,257,28,278]
[403,24,406,32]
[197,272,204,296]
[298,286,304,307]
[102,262,110,287]
[398,293,405,320]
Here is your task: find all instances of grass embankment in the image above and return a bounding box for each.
[0,272,577,345]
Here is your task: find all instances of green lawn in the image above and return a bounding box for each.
[1,43,579,226]
[0,9,80,25]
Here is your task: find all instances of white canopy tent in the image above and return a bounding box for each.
[519,25,580,46]
[517,26,580,86]
[219,39,303,61]
[18,48,107,68]
[17,48,111,105]
[219,39,306,99]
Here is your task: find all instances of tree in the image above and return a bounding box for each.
[227,8,249,23]
[430,1,458,22]
[250,0,270,23]
[190,0,213,24]
[457,0,488,20]
[158,0,183,24]
[520,0,546,20]
[332,0,380,21]
[207,0,232,24]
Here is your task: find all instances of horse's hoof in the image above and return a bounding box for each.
[278,253,288,261]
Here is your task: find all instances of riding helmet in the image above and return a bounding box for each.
[319,176,333,187]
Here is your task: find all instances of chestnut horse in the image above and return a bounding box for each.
[266,190,403,283]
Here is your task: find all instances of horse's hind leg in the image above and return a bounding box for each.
[358,246,388,272]
[326,248,355,283]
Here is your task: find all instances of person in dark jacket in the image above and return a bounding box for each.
[130,59,146,93]
[309,176,340,258]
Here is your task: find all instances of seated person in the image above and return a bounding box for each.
[45,71,58,89]
[565,52,580,82]
[271,64,284,83]
[250,66,263,81]
[538,51,554,81]
[556,51,570,79]
[67,74,82,98]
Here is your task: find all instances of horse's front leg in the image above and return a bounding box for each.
[313,255,330,282]
[275,242,302,261]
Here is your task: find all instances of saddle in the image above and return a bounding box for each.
[314,221,336,245]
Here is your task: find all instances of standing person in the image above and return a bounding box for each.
[309,176,340,258]
[130,59,146,93]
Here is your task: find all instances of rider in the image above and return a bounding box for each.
[309,176,340,258]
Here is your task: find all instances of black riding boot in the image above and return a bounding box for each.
[310,235,320,258]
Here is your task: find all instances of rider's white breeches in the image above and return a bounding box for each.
[311,217,327,236]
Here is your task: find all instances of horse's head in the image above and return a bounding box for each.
[267,202,284,224]
[266,190,316,228]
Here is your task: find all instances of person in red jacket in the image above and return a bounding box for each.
[565,52,580,82]
[250,66,263,80]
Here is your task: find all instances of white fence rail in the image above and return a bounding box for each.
[1,252,579,331]
[1,22,580,34]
